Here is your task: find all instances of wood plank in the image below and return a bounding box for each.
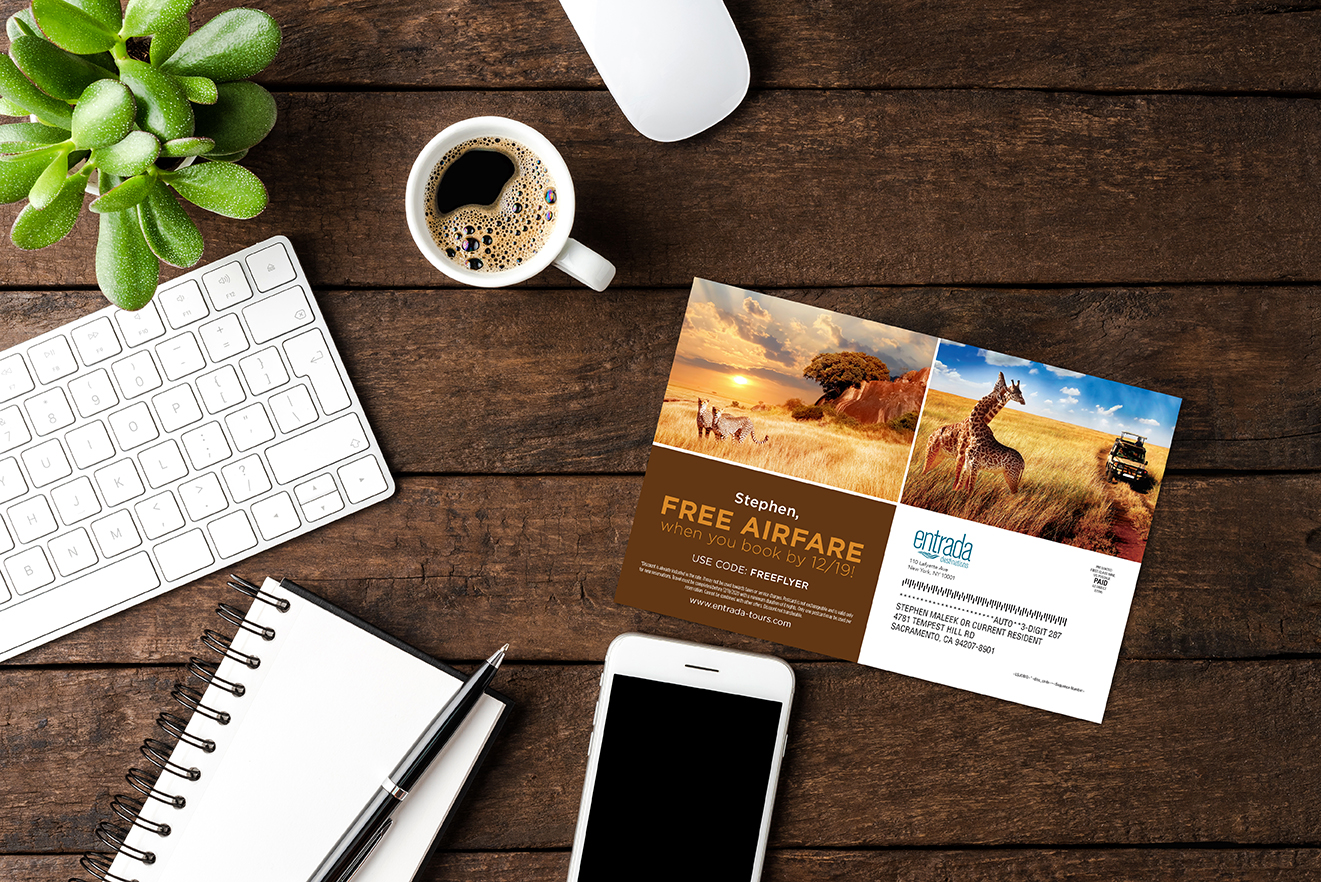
[9,849,1321,882]
[166,0,1321,93]
[4,472,1319,664]
[1,661,1317,852]
[0,286,1314,473]
[3,92,1320,289]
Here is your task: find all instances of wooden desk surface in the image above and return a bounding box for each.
[2,1,1319,879]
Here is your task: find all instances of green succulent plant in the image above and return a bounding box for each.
[0,0,280,309]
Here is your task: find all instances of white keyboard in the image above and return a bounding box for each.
[0,237,395,662]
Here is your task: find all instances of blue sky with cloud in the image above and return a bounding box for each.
[929,342,1180,447]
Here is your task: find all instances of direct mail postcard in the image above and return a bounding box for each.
[616,280,1181,722]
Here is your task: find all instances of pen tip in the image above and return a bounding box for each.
[488,643,509,666]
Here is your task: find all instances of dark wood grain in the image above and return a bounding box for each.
[2,661,1317,853]
[11,849,1321,882]
[172,0,1321,94]
[3,91,1321,289]
[2,472,1317,668]
[0,286,1315,474]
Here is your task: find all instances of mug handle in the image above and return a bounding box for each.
[553,238,616,291]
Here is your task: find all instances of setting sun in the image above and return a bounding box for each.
[732,375,749,385]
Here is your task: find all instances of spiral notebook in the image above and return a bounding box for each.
[81,577,512,882]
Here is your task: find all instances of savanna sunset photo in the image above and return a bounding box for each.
[655,280,938,501]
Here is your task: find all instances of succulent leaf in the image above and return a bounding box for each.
[167,159,265,218]
[71,78,135,148]
[117,58,193,142]
[89,170,153,212]
[204,148,245,162]
[160,135,212,157]
[192,80,275,154]
[0,54,73,128]
[160,9,281,82]
[96,175,159,310]
[138,177,202,266]
[91,129,158,176]
[150,15,189,66]
[30,0,118,55]
[175,74,217,104]
[0,122,71,154]
[7,10,42,40]
[10,35,116,101]
[122,0,194,38]
[11,167,88,248]
[0,147,57,202]
[27,146,69,209]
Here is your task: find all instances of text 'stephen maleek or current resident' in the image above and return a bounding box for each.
[616,280,1182,722]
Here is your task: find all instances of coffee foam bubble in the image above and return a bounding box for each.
[423,136,559,274]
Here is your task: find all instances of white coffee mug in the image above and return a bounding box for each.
[405,116,615,291]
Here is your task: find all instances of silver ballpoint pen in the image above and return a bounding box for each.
[306,643,509,882]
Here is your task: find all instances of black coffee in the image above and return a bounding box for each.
[423,136,558,274]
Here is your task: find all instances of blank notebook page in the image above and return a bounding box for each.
[110,578,507,881]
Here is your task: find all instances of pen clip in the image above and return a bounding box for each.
[334,818,392,882]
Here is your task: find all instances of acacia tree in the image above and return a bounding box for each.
[803,351,889,404]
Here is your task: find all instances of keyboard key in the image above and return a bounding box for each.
[48,528,97,577]
[115,301,166,346]
[226,402,275,451]
[140,439,188,489]
[239,348,289,395]
[197,364,245,414]
[202,261,253,309]
[9,495,57,543]
[28,335,77,384]
[135,491,185,539]
[91,510,141,558]
[0,354,35,402]
[154,528,213,581]
[266,414,369,485]
[269,384,317,433]
[152,385,203,433]
[246,241,296,291]
[0,405,31,453]
[339,456,390,504]
[243,285,313,343]
[95,459,145,506]
[108,401,159,450]
[112,350,163,398]
[70,317,122,365]
[200,313,250,362]
[156,332,206,381]
[51,476,101,524]
[221,455,271,503]
[0,520,11,555]
[208,510,257,558]
[178,472,227,521]
[0,458,25,503]
[6,546,54,594]
[301,488,344,522]
[285,328,350,414]
[160,279,210,329]
[68,369,119,418]
[22,438,71,487]
[251,491,299,540]
[181,422,231,470]
[294,474,336,505]
[24,388,75,436]
[66,421,115,469]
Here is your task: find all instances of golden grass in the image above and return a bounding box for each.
[655,390,916,501]
[900,390,1168,558]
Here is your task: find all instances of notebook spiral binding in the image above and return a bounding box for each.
[71,576,289,882]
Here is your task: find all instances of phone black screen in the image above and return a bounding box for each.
[576,674,784,882]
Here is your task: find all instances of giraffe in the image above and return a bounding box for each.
[924,372,1026,493]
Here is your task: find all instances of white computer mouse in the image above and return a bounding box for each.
[557,0,750,142]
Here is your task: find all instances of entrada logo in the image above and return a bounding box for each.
[913,528,974,568]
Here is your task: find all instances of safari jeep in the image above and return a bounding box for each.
[1105,432,1149,484]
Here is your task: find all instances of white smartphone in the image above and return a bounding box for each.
[566,633,795,882]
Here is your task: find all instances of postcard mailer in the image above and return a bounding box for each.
[616,280,1181,722]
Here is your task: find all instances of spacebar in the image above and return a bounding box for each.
[0,552,160,661]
